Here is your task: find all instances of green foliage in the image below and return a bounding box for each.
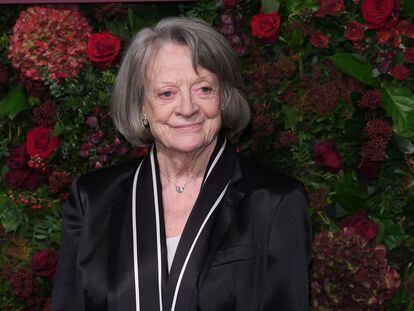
[329,53,380,87]
[0,195,28,233]
[333,173,368,213]
[0,87,30,120]
[32,209,62,246]
[382,83,414,138]
[185,0,219,25]
[261,0,280,13]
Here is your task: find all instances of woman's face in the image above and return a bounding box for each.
[142,43,222,154]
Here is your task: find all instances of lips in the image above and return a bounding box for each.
[173,121,203,129]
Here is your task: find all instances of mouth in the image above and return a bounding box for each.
[173,122,203,131]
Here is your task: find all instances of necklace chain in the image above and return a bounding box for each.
[160,171,197,193]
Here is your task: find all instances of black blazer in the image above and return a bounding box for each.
[52,155,312,311]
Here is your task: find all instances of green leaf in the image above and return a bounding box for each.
[402,0,414,17]
[0,87,30,120]
[284,0,301,12]
[382,83,414,138]
[334,174,367,212]
[0,195,28,233]
[328,53,380,87]
[261,0,280,13]
[382,219,410,250]
[282,105,303,129]
[391,135,414,154]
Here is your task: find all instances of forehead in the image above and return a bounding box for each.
[145,43,217,85]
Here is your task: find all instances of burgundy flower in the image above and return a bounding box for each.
[223,0,238,5]
[310,31,330,49]
[48,170,72,194]
[342,211,378,240]
[404,47,414,63]
[6,169,30,189]
[8,268,35,299]
[312,141,343,173]
[359,89,381,110]
[29,249,58,280]
[26,127,60,159]
[390,65,410,80]
[6,145,29,169]
[344,21,365,41]
[365,119,393,140]
[357,157,383,180]
[315,0,345,17]
[31,101,57,128]
[361,0,398,29]
[250,12,281,44]
[87,32,121,70]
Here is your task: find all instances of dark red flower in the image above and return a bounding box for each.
[6,169,30,189]
[404,47,414,63]
[48,170,72,194]
[29,249,58,280]
[344,21,365,41]
[0,62,9,85]
[310,31,330,48]
[361,0,398,29]
[223,0,238,6]
[8,268,35,299]
[6,145,29,169]
[26,127,59,159]
[312,141,343,173]
[342,211,378,240]
[31,101,57,127]
[361,138,388,162]
[359,89,382,110]
[6,169,42,190]
[390,65,410,80]
[365,119,393,140]
[315,0,345,17]
[87,32,121,70]
[250,12,281,44]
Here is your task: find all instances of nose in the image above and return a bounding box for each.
[176,90,199,117]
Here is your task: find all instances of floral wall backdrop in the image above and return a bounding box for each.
[0,1,413,310]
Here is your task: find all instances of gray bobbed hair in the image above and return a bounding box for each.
[111,16,251,146]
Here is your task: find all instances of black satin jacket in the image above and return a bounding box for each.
[51,154,312,311]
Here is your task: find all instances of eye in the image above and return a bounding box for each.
[200,86,213,94]
[158,90,174,99]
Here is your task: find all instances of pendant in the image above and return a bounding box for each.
[176,185,184,193]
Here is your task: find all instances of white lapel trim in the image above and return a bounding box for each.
[132,138,229,311]
[150,147,164,311]
[132,159,144,311]
[170,181,230,311]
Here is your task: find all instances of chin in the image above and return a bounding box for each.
[167,134,216,154]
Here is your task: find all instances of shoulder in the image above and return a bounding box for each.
[76,159,142,194]
[236,156,306,199]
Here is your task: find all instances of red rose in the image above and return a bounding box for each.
[361,0,398,29]
[6,169,30,189]
[404,47,414,63]
[310,31,330,49]
[342,211,378,240]
[87,32,121,70]
[312,141,343,173]
[29,249,58,280]
[344,21,365,41]
[5,168,41,190]
[223,0,238,6]
[6,145,29,169]
[26,127,59,159]
[316,0,345,17]
[250,12,281,44]
[390,65,410,80]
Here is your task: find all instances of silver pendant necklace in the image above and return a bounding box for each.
[161,171,196,193]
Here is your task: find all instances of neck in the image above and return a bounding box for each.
[155,137,218,181]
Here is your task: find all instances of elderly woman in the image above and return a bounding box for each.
[52,17,311,311]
